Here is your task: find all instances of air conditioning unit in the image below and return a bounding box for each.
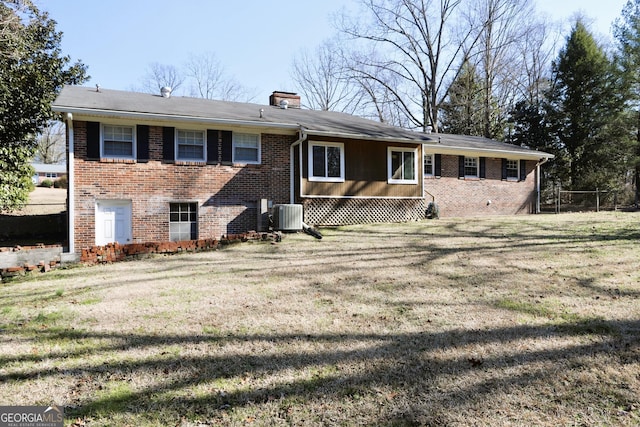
[272,204,303,231]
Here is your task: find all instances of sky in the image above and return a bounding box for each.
[39,0,629,105]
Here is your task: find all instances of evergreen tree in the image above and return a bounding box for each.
[440,60,485,136]
[0,0,87,212]
[614,0,640,204]
[545,21,632,191]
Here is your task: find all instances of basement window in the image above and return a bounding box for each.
[169,203,197,241]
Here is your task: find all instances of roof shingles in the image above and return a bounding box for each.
[53,85,551,158]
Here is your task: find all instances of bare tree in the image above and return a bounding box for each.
[135,53,257,101]
[34,121,65,164]
[465,0,542,139]
[346,53,414,127]
[139,62,185,95]
[513,16,558,106]
[337,0,485,132]
[184,52,257,102]
[291,39,364,112]
[184,52,225,99]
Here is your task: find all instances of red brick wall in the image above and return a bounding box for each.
[424,155,537,217]
[71,121,294,251]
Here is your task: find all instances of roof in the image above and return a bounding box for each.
[424,133,553,160]
[52,85,552,159]
[31,163,66,173]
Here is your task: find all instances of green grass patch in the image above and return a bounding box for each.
[79,297,102,305]
[202,325,223,335]
[84,381,136,417]
[497,299,618,335]
[495,298,555,318]
[31,310,66,327]
[1,305,17,316]
[554,317,618,335]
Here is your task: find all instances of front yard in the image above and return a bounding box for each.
[1,213,639,426]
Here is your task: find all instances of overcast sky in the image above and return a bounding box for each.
[39,0,629,105]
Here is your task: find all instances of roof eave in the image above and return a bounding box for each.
[423,144,554,160]
[51,106,302,131]
[304,129,436,144]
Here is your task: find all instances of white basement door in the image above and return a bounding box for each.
[95,200,132,246]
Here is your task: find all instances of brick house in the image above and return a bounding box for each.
[52,85,552,256]
[31,162,67,185]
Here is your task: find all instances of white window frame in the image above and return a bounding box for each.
[308,141,345,182]
[506,159,519,181]
[101,124,136,159]
[464,156,479,178]
[169,202,198,241]
[424,153,434,177]
[232,133,261,164]
[175,129,206,161]
[388,147,418,184]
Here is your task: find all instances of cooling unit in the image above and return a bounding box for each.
[272,204,303,231]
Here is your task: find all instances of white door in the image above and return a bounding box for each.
[95,200,132,245]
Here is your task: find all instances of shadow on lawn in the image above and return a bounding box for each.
[2,318,639,425]
[2,216,639,423]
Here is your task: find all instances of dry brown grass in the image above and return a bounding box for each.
[1,212,639,426]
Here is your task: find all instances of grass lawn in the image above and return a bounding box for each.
[1,212,639,426]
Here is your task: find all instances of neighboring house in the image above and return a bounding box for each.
[31,162,67,185]
[52,85,552,256]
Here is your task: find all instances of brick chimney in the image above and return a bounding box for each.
[270,91,301,109]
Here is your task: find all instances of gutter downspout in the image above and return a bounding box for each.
[535,157,549,214]
[290,127,307,204]
[64,112,75,254]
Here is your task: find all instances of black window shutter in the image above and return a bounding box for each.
[479,157,486,179]
[520,159,527,181]
[458,156,465,178]
[136,125,149,163]
[501,158,507,180]
[221,130,233,163]
[162,127,175,162]
[206,129,218,164]
[86,121,100,159]
[434,154,441,177]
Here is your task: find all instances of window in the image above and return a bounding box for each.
[176,129,205,161]
[103,125,134,158]
[45,173,58,179]
[233,133,260,163]
[309,141,345,182]
[388,147,417,184]
[464,157,479,177]
[424,154,433,176]
[506,159,519,180]
[169,203,197,241]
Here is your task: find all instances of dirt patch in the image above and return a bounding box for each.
[10,187,67,216]
[0,213,639,426]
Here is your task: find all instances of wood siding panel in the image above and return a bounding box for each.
[301,138,422,198]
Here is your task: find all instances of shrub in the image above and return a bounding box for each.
[53,175,67,189]
[24,176,35,193]
[39,179,53,188]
